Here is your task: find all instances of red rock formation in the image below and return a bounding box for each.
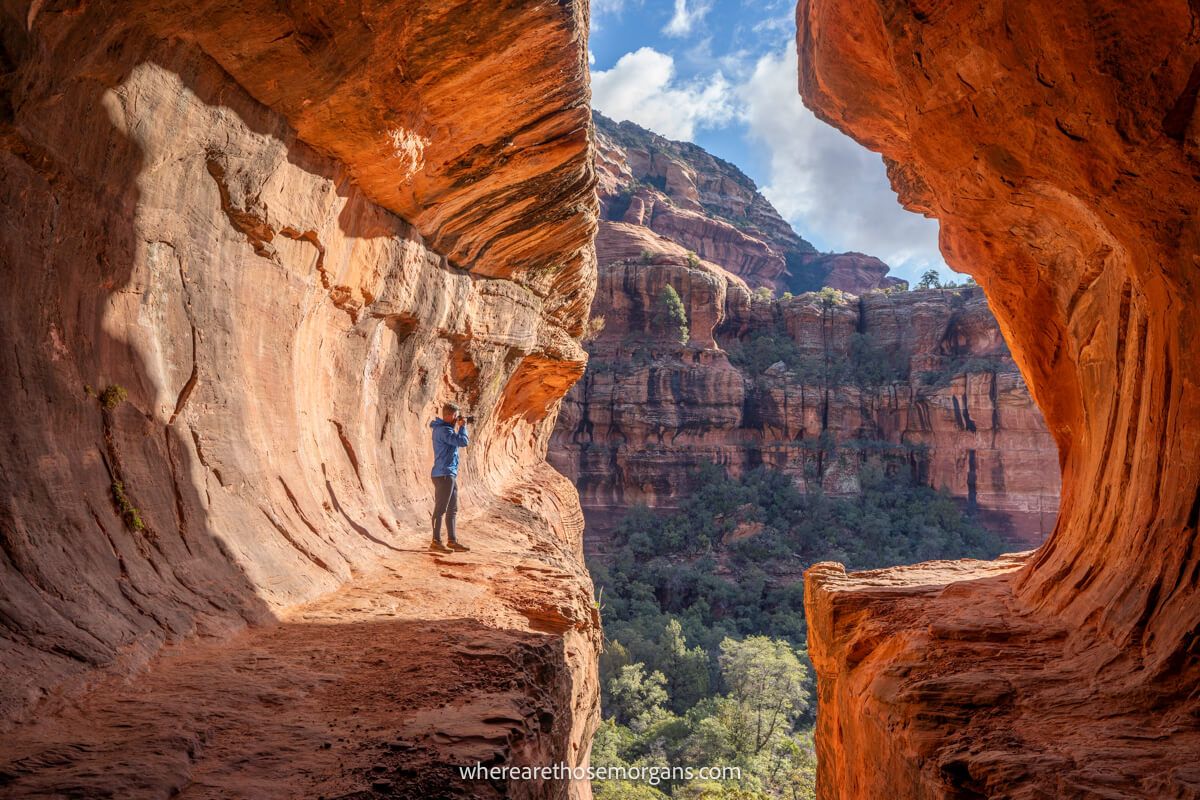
[553,246,1059,549]
[595,114,819,290]
[793,251,908,293]
[797,0,1200,795]
[0,2,598,796]
[567,118,1058,548]
[594,114,917,297]
[558,120,1060,549]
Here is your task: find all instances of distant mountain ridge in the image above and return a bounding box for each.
[593,112,906,294]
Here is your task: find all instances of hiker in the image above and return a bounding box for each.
[429,402,471,553]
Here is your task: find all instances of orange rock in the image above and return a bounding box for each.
[554,228,1060,548]
[794,251,908,294]
[796,0,1200,795]
[0,1,597,795]
[595,113,817,289]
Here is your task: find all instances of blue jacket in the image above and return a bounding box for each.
[430,418,469,477]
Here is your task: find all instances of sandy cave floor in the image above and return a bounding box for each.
[0,508,592,800]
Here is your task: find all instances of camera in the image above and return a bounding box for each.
[459,415,476,424]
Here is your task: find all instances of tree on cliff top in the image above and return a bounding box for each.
[654,285,689,345]
[917,269,941,289]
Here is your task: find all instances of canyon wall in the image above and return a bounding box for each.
[0,2,598,795]
[551,117,1059,549]
[594,114,903,294]
[798,0,1200,796]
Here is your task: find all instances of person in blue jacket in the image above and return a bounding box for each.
[429,402,470,552]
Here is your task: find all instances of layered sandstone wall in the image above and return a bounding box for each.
[594,114,906,294]
[552,241,1058,548]
[0,2,598,794]
[552,118,1059,548]
[798,0,1200,795]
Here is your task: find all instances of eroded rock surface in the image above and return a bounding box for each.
[797,0,1200,795]
[0,2,598,796]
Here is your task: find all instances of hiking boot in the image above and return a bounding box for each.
[429,539,452,553]
[448,541,471,552]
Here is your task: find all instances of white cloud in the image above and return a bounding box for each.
[663,0,712,37]
[591,47,735,141]
[738,48,950,284]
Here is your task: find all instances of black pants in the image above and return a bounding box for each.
[431,475,458,543]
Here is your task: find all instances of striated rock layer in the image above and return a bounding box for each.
[554,246,1060,548]
[594,113,907,294]
[552,118,1059,549]
[595,115,878,293]
[0,2,598,796]
[798,0,1200,796]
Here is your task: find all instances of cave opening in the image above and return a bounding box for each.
[570,0,1197,798]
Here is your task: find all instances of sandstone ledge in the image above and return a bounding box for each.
[0,1,598,794]
[805,557,1200,798]
[0,504,600,799]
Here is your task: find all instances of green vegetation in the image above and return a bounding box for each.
[593,633,815,800]
[687,251,701,269]
[591,463,1002,798]
[816,286,846,306]
[110,480,144,532]
[915,271,978,291]
[752,286,775,303]
[655,286,689,345]
[99,384,127,410]
[584,316,607,343]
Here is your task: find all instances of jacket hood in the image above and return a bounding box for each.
[430,418,453,429]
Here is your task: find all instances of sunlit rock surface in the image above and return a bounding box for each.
[551,117,1059,549]
[797,0,1200,795]
[0,2,599,796]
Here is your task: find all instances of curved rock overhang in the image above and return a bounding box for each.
[0,1,599,795]
[796,0,1200,796]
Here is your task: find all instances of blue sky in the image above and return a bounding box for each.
[589,0,956,285]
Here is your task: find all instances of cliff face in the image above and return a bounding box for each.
[551,120,1059,549]
[0,2,598,797]
[797,0,1200,796]
[596,114,902,295]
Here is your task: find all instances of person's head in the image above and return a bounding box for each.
[440,402,460,423]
